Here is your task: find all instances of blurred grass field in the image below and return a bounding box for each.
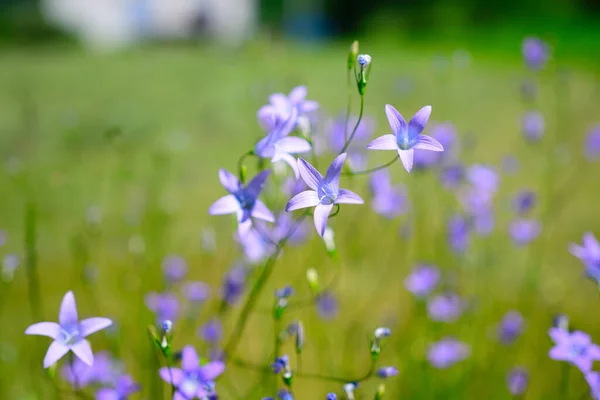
[1,36,600,399]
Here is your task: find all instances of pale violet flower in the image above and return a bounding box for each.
[258,86,319,124]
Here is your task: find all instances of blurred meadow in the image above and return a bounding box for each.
[2,3,600,399]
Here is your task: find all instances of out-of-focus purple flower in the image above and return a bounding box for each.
[586,371,600,400]
[271,355,289,374]
[269,212,309,246]
[585,126,600,161]
[159,346,224,399]
[258,86,319,124]
[521,111,545,142]
[513,190,536,215]
[376,366,398,378]
[61,351,114,388]
[254,108,311,179]
[222,265,247,305]
[404,264,440,298]
[497,311,524,344]
[507,367,529,396]
[208,169,274,237]
[413,123,457,169]
[473,208,495,237]
[326,394,337,400]
[367,104,443,173]
[145,292,180,323]
[286,154,363,237]
[427,293,464,322]
[199,319,223,344]
[509,219,541,246]
[278,389,294,400]
[316,291,338,320]
[441,164,464,189]
[428,337,470,368]
[238,227,274,264]
[467,164,499,194]
[549,328,600,372]
[522,37,549,71]
[570,232,600,285]
[369,170,410,218]
[181,281,211,304]
[281,177,307,198]
[96,375,141,400]
[327,116,375,170]
[162,255,188,283]
[25,291,112,368]
[448,214,470,253]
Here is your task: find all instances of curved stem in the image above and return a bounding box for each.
[344,68,353,142]
[237,151,255,183]
[339,94,364,155]
[342,155,398,176]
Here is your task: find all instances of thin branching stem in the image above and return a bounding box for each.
[339,94,364,154]
[342,155,399,176]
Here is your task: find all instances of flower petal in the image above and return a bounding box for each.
[159,367,184,386]
[252,200,275,223]
[270,93,288,109]
[218,169,240,193]
[408,105,432,141]
[238,218,252,238]
[257,105,277,132]
[325,153,347,190]
[569,243,586,259]
[59,291,78,326]
[71,339,94,366]
[275,137,311,154]
[289,86,307,104]
[398,149,414,173]
[413,135,444,151]
[298,158,323,190]
[273,152,300,179]
[336,189,364,205]
[276,107,298,138]
[286,190,320,211]
[208,195,240,216]
[584,232,600,259]
[246,170,271,198]
[314,204,333,237]
[44,341,70,368]
[79,317,112,338]
[385,104,407,137]
[25,322,61,339]
[367,134,397,151]
[200,361,226,381]
[181,345,199,371]
[301,100,319,113]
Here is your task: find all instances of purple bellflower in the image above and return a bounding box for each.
[404,264,440,298]
[159,346,225,400]
[497,311,525,345]
[316,291,339,320]
[254,108,311,178]
[61,351,114,388]
[513,190,536,215]
[521,111,545,142]
[221,264,247,305]
[258,86,319,123]
[428,337,470,369]
[509,219,541,246]
[522,37,549,71]
[162,255,188,283]
[586,371,600,400]
[96,375,141,400]
[369,170,410,218]
[285,153,364,237]
[209,169,274,237]
[367,104,443,172]
[427,293,464,322]
[585,126,600,161]
[549,328,600,372]
[507,367,529,396]
[25,291,112,368]
[570,232,600,285]
[181,281,211,304]
[448,214,470,253]
[145,292,180,323]
[199,318,223,344]
[376,366,399,379]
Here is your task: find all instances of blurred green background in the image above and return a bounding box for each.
[1,0,600,399]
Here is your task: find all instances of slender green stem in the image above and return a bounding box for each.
[560,363,570,398]
[340,95,364,154]
[343,155,398,176]
[24,202,41,321]
[344,68,353,142]
[237,151,255,183]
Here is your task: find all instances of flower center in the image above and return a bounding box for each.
[235,190,255,211]
[318,184,338,205]
[570,343,587,358]
[60,324,81,345]
[397,134,413,151]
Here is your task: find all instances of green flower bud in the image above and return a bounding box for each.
[348,41,359,70]
[306,268,320,293]
[375,383,386,399]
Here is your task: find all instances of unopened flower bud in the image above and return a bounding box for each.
[375,383,386,399]
[295,321,305,354]
[374,327,391,339]
[344,382,358,400]
[348,40,359,70]
[306,268,320,293]
[357,54,371,69]
[356,54,372,95]
[323,227,337,256]
[161,320,173,334]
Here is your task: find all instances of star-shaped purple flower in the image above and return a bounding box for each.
[25,291,112,368]
[159,346,225,400]
[285,153,364,237]
[258,86,319,123]
[549,328,600,372]
[209,169,274,236]
[367,104,443,172]
[254,108,311,178]
[570,232,600,284]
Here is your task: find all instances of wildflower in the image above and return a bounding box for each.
[159,346,224,399]
[25,291,112,368]
[96,375,141,400]
[521,111,545,142]
[376,366,398,379]
[585,126,600,161]
[285,154,364,237]
[356,54,372,94]
[238,227,273,264]
[509,219,541,246]
[371,327,391,358]
[374,327,392,339]
[343,382,358,400]
[357,54,371,68]
[162,255,188,283]
[61,351,114,388]
[258,86,319,123]
[428,337,470,368]
[404,264,440,298]
[199,319,223,344]
[145,292,180,323]
[255,108,311,179]
[507,367,528,396]
[441,164,464,189]
[466,164,499,193]
[367,104,443,172]
[570,232,600,284]
[315,291,339,320]
[497,311,524,345]
[369,170,409,218]
[181,281,211,304]
[271,355,290,374]
[268,212,309,245]
[448,214,470,253]
[427,293,464,322]
[513,190,536,215]
[209,169,274,237]
[326,394,337,400]
[586,371,600,400]
[522,37,549,71]
[549,328,600,372]
[278,389,294,400]
[221,264,247,305]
